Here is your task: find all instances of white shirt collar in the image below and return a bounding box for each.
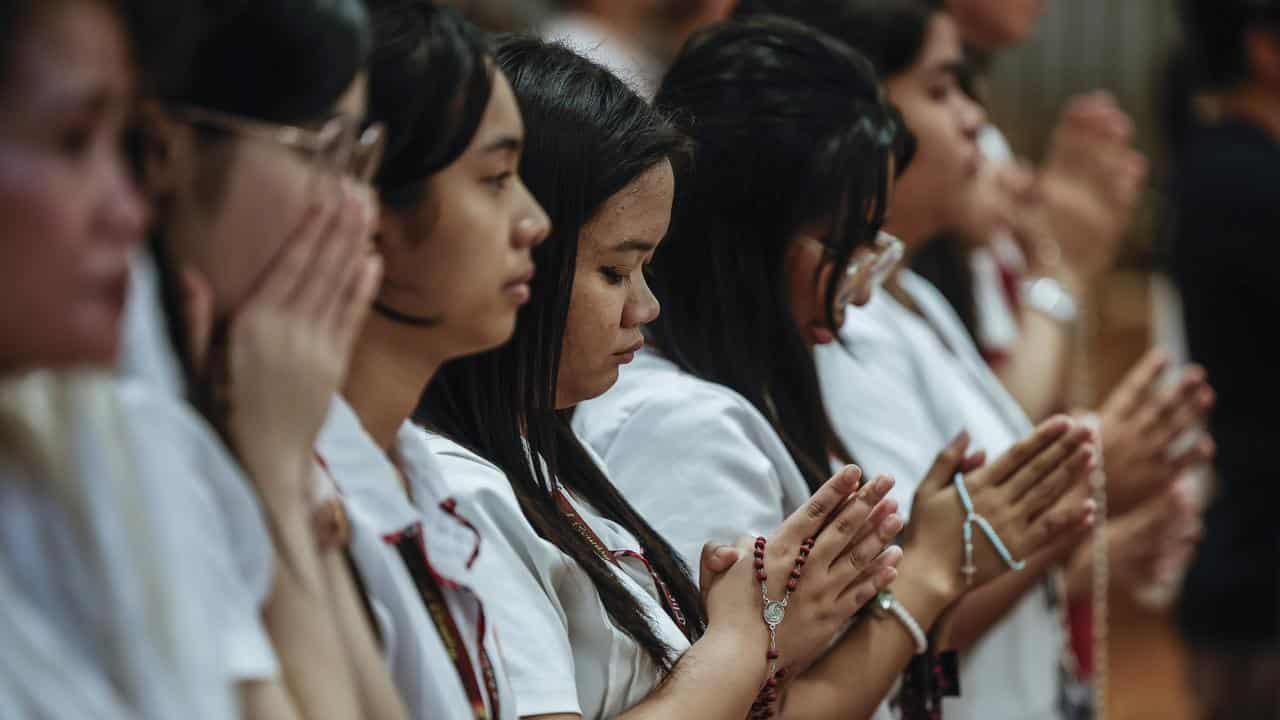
[315,396,419,536]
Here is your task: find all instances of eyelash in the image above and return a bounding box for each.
[600,266,629,286]
[486,171,514,190]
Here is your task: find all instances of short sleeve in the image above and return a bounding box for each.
[119,383,280,683]
[431,446,583,718]
[580,384,791,571]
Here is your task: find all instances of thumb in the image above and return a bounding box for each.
[698,541,741,600]
[181,266,214,377]
[700,541,740,576]
[918,430,970,497]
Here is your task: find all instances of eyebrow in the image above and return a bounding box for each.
[934,59,966,78]
[482,135,523,154]
[611,238,657,253]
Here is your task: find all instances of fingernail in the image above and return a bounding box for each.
[952,430,970,448]
[882,515,904,536]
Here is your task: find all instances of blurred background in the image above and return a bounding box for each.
[987,4,1196,719]
[441,2,1260,717]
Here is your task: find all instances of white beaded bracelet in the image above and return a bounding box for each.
[875,590,927,655]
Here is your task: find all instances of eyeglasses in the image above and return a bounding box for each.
[803,230,904,310]
[172,105,386,183]
[836,231,904,307]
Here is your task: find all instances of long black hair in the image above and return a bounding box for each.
[367,0,493,208]
[417,36,704,670]
[363,0,495,327]
[648,15,907,489]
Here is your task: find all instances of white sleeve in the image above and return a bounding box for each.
[585,388,790,571]
[438,457,583,717]
[817,323,948,518]
[121,384,280,683]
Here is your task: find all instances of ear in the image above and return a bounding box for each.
[135,101,190,199]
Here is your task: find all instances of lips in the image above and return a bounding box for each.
[614,338,644,356]
[504,265,535,289]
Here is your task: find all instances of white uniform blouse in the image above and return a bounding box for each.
[572,349,897,720]
[424,431,691,719]
[315,398,516,720]
[0,372,272,720]
[814,269,1065,720]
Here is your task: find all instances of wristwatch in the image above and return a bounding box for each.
[1020,276,1079,325]
[874,590,928,655]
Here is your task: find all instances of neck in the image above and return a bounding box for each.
[343,313,449,452]
[1218,82,1280,143]
[570,2,649,41]
[887,219,930,264]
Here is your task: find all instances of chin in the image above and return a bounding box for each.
[471,315,520,355]
[574,369,621,406]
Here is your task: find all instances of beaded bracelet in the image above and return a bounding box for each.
[954,473,1025,586]
[749,535,813,719]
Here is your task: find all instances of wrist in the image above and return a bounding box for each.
[893,550,962,630]
[238,450,315,518]
[1020,275,1080,326]
[701,620,771,684]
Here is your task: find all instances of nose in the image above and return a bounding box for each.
[513,180,551,250]
[623,275,661,328]
[101,156,150,250]
[959,95,987,141]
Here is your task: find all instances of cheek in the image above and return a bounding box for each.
[562,278,614,357]
[423,190,510,308]
[0,155,122,364]
[202,156,313,312]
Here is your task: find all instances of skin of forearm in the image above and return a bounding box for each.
[319,548,409,720]
[615,623,771,720]
[996,310,1075,422]
[255,464,367,720]
[779,557,956,720]
[946,527,1086,653]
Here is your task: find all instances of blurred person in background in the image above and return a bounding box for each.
[540,0,666,98]
[538,0,734,98]
[937,0,1149,423]
[1167,1,1280,717]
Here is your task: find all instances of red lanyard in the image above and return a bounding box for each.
[390,524,502,720]
[552,489,690,641]
[313,453,501,719]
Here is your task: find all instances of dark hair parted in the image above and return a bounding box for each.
[366,0,494,205]
[417,36,703,669]
[735,0,942,78]
[648,15,904,489]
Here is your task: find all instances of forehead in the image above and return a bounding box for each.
[915,13,964,71]
[1,2,133,108]
[580,161,675,254]
[333,72,368,118]
[469,69,523,146]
